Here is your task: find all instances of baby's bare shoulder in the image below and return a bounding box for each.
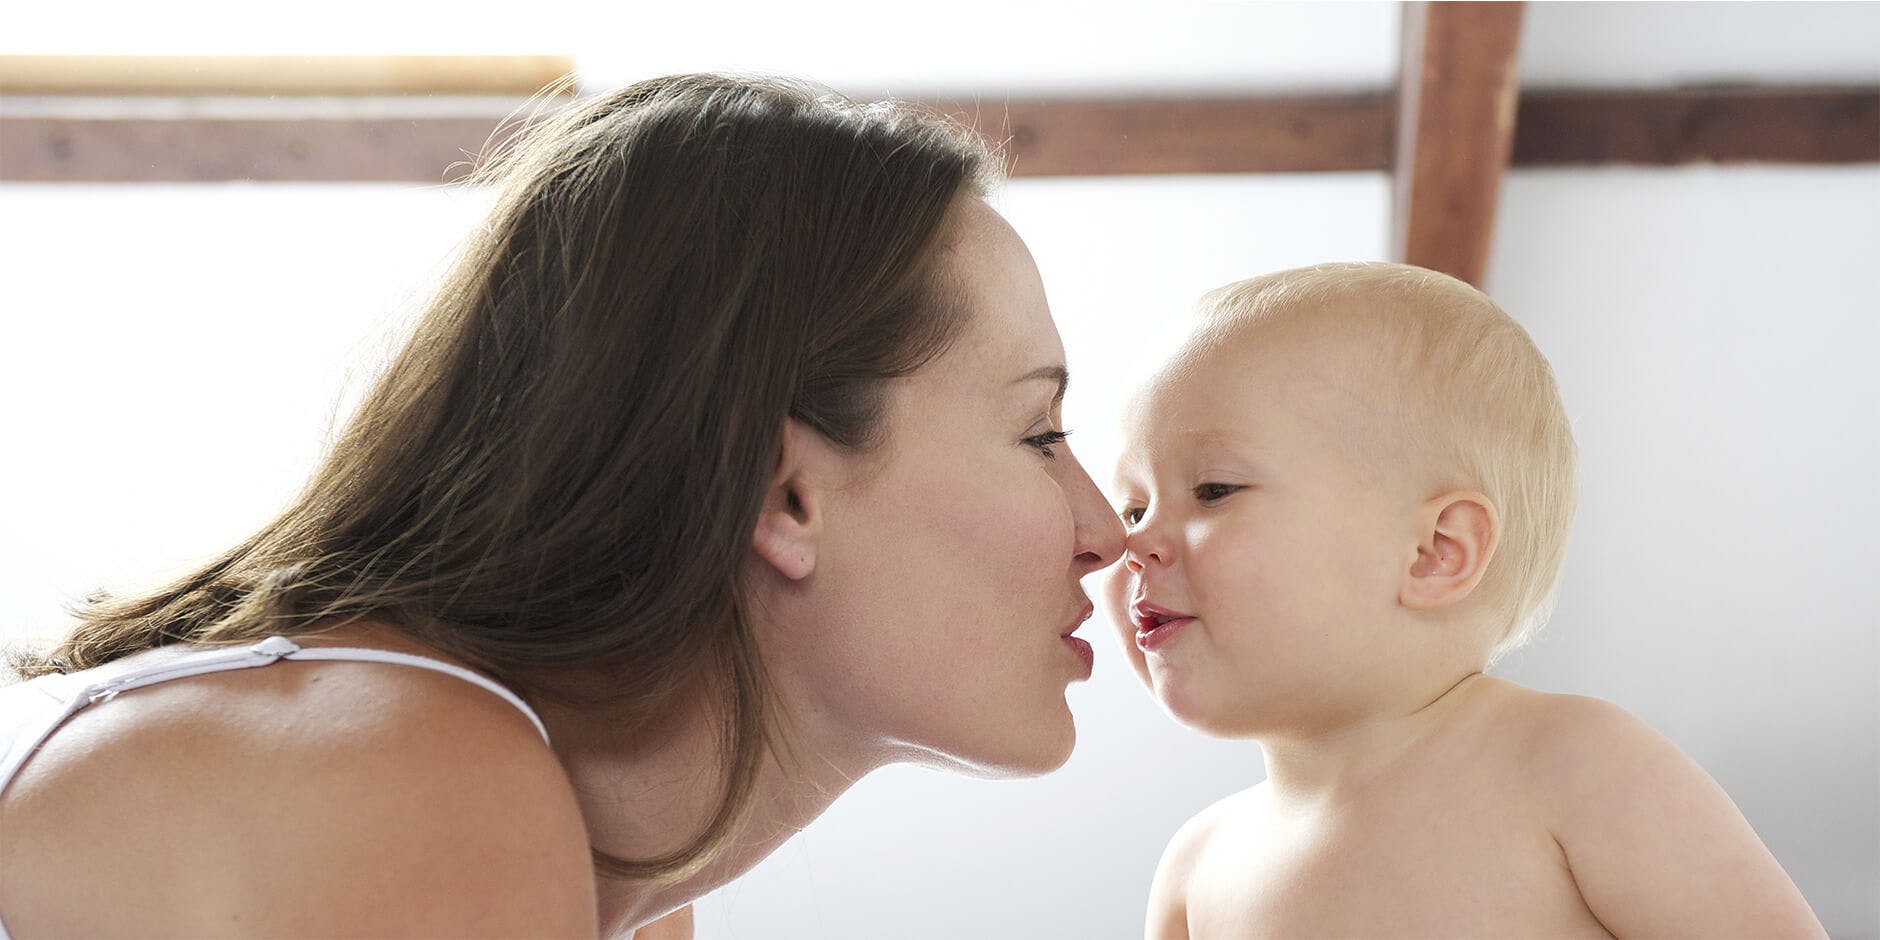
[1473,681,1827,936]
[1467,679,1663,775]
[1159,786,1257,886]
[1482,681,1742,834]
[1147,785,1265,939]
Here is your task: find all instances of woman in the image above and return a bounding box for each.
[0,74,1123,936]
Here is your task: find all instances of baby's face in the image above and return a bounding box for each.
[1098,326,1422,737]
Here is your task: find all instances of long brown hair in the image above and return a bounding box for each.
[10,73,998,881]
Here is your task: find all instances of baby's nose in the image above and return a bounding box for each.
[1122,527,1172,570]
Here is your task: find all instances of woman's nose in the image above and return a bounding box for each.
[1064,457,1124,576]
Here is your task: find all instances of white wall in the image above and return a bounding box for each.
[0,184,496,634]
[1520,2,1880,87]
[3,164,1875,937]
[1488,165,1880,936]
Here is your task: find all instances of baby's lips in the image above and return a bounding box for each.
[1130,598,1195,631]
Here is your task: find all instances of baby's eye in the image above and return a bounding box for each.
[1119,506,1145,526]
[1194,483,1241,503]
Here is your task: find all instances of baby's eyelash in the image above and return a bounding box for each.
[1025,429,1071,459]
[1119,506,1145,526]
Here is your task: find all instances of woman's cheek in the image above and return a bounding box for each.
[914,461,1067,622]
[1006,465,1078,567]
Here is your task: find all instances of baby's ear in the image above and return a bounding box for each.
[1399,492,1499,612]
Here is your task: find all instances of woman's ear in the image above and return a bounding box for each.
[751,417,832,581]
[1399,492,1499,612]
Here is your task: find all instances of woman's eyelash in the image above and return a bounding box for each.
[1024,429,1070,459]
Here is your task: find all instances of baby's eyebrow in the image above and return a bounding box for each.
[1184,427,1263,449]
[1011,365,1069,407]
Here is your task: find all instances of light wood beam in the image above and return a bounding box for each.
[0,55,575,97]
[0,110,522,183]
[1391,1,1527,288]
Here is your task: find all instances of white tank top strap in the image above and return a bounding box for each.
[257,637,551,743]
[13,634,548,757]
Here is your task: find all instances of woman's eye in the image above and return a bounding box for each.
[1119,506,1145,526]
[1194,483,1241,503]
[1024,429,1070,460]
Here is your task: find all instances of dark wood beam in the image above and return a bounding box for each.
[934,95,1392,176]
[3,87,1873,183]
[1391,1,1527,288]
[1514,87,1880,166]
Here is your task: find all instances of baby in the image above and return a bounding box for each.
[1098,263,1824,938]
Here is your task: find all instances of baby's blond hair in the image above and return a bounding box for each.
[1194,262,1579,662]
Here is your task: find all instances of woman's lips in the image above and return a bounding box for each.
[1062,635,1094,676]
[1061,604,1095,678]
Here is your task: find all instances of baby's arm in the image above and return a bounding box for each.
[1542,695,1826,937]
[1145,803,1217,940]
[1145,836,1191,940]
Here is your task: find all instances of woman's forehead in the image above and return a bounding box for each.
[926,203,1065,391]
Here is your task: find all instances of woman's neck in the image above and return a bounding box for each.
[542,686,875,937]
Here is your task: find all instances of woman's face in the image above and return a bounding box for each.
[775,198,1124,777]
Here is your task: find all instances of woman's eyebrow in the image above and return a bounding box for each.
[1012,365,1069,406]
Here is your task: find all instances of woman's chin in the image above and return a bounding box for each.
[1000,706,1075,774]
[998,697,1079,775]
[998,728,1077,778]
[909,709,1078,779]
[954,744,1074,780]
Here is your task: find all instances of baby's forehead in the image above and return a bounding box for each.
[1117,320,1418,469]
[1153,317,1401,411]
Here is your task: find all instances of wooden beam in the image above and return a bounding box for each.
[1391,1,1527,288]
[1514,87,1880,166]
[0,55,575,97]
[2,87,1873,183]
[934,95,1392,176]
[0,111,523,183]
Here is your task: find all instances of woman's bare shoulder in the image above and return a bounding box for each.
[0,633,596,935]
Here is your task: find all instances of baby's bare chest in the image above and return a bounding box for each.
[1184,787,1610,938]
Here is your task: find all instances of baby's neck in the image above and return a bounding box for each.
[1256,669,1488,813]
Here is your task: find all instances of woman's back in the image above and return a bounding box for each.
[0,628,596,936]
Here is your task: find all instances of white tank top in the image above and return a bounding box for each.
[0,635,550,938]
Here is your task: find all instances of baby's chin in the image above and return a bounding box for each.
[1149,672,1265,739]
